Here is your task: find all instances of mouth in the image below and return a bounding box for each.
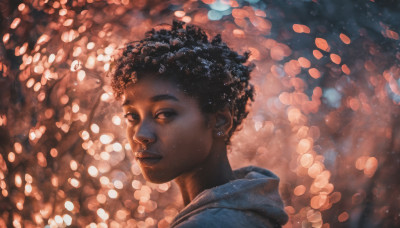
[134,151,163,166]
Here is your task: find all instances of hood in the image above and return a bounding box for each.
[171,166,289,226]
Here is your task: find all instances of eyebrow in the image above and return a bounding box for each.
[122,94,179,106]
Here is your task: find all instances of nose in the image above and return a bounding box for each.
[132,121,156,148]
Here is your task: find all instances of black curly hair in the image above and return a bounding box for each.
[111,21,254,143]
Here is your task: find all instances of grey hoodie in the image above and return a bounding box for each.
[170,166,289,228]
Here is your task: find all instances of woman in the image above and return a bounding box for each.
[111,21,288,227]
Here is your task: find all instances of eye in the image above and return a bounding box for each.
[124,112,140,123]
[155,110,176,120]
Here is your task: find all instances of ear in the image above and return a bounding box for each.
[213,105,233,138]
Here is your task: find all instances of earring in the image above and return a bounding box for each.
[216,130,224,137]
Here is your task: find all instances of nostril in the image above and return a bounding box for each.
[133,134,155,148]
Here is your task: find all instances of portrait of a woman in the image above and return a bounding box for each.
[111,21,288,227]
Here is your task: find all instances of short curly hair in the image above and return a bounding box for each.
[111,21,254,143]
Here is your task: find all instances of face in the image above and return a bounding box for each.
[122,75,214,183]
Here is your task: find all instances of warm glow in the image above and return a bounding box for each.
[65,201,74,211]
[315,38,330,52]
[88,166,99,177]
[100,134,113,144]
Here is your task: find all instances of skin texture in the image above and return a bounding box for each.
[122,74,235,205]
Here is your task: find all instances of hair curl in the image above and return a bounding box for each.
[111,21,254,143]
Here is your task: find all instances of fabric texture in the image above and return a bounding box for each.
[170,166,288,228]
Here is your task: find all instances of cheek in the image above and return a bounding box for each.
[126,126,136,148]
[169,123,213,155]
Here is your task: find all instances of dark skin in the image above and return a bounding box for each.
[122,74,234,205]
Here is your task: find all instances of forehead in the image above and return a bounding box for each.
[124,76,179,94]
[122,75,191,105]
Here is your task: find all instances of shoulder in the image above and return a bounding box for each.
[173,207,280,228]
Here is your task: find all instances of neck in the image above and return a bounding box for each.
[174,144,234,206]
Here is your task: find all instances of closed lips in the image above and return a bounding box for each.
[135,151,162,159]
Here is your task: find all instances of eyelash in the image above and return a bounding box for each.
[124,110,176,123]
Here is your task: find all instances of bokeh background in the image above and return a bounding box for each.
[1,0,400,227]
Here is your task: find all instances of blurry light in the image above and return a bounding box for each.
[182,16,192,23]
[364,157,378,177]
[300,153,314,168]
[101,93,110,101]
[16,201,24,210]
[25,183,32,194]
[314,170,331,188]
[293,24,310,33]
[137,205,145,214]
[90,124,100,133]
[108,189,118,199]
[174,11,186,17]
[338,212,349,222]
[63,214,72,226]
[209,0,230,11]
[26,78,35,88]
[308,68,321,79]
[341,64,351,75]
[85,56,96,69]
[308,163,323,178]
[310,195,327,209]
[97,194,107,204]
[59,9,68,16]
[37,34,50,45]
[330,53,341,64]
[313,50,323,59]
[100,176,110,185]
[65,201,74,211]
[104,46,114,55]
[208,10,223,21]
[8,152,15,162]
[340,33,351,44]
[73,47,82,57]
[294,185,306,196]
[18,3,25,11]
[77,70,86,81]
[298,57,311,68]
[315,38,330,52]
[10,18,21,29]
[88,166,99,177]
[14,142,22,154]
[97,208,109,221]
[114,180,123,189]
[54,215,63,224]
[112,116,121,125]
[100,134,113,144]
[15,174,22,187]
[70,60,81,72]
[297,138,312,154]
[70,160,78,171]
[113,143,122,152]
[33,82,42,91]
[87,42,95,49]
[125,143,131,150]
[158,183,169,192]
[323,88,342,108]
[60,95,69,105]
[25,174,33,183]
[2,33,10,43]
[51,176,59,187]
[69,178,80,188]
[63,19,74,27]
[50,148,58,157]
[72,103,80,113]
[132,180,141,189]
[104,63,110,71]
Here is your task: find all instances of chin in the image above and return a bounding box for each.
[141,169,174,184]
